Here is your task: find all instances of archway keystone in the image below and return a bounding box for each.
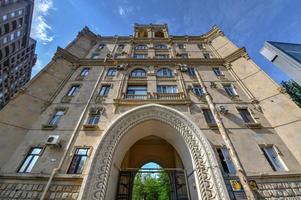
[80,104,230,200]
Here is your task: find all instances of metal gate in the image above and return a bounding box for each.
[116,168,190,200]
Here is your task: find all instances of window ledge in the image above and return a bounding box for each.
[95,96,106,103]
[245,122,261,129]
[83,124,99,131]
[75,76,85,81]
[207,123,218,129]
[61,96,72,103]
[42,124,57,130]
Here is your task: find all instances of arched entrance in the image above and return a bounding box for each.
[80,104,230,200]
[118,136,189,199]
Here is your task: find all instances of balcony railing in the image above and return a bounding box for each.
[121,92,187,100]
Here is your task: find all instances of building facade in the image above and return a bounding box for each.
[0,0,36,109]
[0,24,301,199]
[261,41,301,85]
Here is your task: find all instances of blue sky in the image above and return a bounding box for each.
[31,0,301,83]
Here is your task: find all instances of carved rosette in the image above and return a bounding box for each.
[82,104,229,200]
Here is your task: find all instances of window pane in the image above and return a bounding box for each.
[25,155,39,172]
[76,156,87,173]
[77,148,89,155]
[238,109,255,123]
[221,148,236,174]
[31,148,42,155]
[263,147,287,171]
[203,109,216,124]
[19,155,33,173]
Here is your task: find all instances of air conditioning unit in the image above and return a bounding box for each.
[116,64,125,70]
[179,64,188,72]
[210,82,217,88]
[46,135,60,146]
[219,105,229,114]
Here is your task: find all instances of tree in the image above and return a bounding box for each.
[281,80,301,108]
[132,172,171,200]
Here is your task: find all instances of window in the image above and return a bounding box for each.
[156,54,169,59]
[117,44,125,49]
[157,85,178,94]
[202,108,216,125]
[223,84,237,97]
[157,68,173,77]
[107,68,116,76]
[216,147,236,174]
[213,67,223,76]
[10,33,14,41]
[18,10,23,15]
[133,54,147,59]
[16,30,21,37]
[49,110,65,125]
[97,44,105,50]
[91,53,99,59]
[87,113,100,125]
[80,68,90,77]
[127,86,147,96]
[135,45,147,50]
[131,69,146,77]
[155,44,167,49]
[67,148,89,174]
[194,86,204,96]
[3,37,8,44]
[198,44,204,49]
[67,85,80,97]
[237,108,255,123]
[180,53,188,58]
[99,85,110,97]
[18,147,42,173]
[203,53,210,59]
[2,15,7,21]
[155,31,164,38]
[187,67,196,76]
[178,44,185,49]
[261,146,288,172]
[11,12,15,18]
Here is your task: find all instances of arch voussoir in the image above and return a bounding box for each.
[81,104,230,200]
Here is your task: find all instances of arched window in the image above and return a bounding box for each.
[138,30,148,38]
[135,44,148,50]
[155,44,167,49]
[131,69,146,77]
[157,68,173,77]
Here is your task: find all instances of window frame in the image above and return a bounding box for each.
[99,85,110,97]
[216,147,236,174]
[48,109,65,125]
[223,84,238,97]
[135,44,148,50]
[157,85,178,94]
[187,67,196,76]
[133,54,147,59]
[18,147,43,173]
[156,68,173,77]
[212,67,224,76]
[130,69,146,77]
[202,108,216,125]
[127,85,147,96]
[67,147,90,174]
[155,44,168,49]
[261,145,288,172]
[66,85,80,97]
[193,85,204,96]
[237,108,256,123]
[80,68,90,77]
[106,68,117,77]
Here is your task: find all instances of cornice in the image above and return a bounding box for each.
[53,47,79,64]
[202,25,224,43]
[224,47,249,64]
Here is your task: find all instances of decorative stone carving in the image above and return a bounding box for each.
[81,104,229,200]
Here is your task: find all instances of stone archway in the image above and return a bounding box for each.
[80,104,230,200]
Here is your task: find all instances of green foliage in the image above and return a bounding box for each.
[132,172,171,200]
[281,80,301,108]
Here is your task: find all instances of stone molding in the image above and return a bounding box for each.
[81,104,229,200]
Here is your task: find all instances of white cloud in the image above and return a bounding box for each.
[31,0,54,45]
[118,6,125,16]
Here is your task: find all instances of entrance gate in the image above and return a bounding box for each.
[116,168,190,200]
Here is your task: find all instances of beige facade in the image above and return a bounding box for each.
[0,24,301,199]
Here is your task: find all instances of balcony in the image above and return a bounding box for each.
[114,92,191,105]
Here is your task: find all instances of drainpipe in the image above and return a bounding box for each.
[194,68,257,200]
[40,67,105,200]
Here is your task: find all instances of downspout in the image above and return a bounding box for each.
[40,67,105,200]
[194,68,257,200]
